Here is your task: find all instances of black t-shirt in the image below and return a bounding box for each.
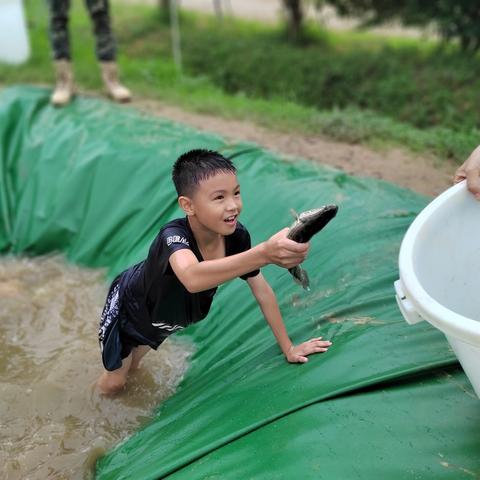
[117,217,260,349]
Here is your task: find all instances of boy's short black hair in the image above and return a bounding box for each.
[172,149,237,197]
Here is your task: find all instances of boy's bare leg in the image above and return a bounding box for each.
[96,346,151,395]
[96,353,133,395]
[130,345,151,370]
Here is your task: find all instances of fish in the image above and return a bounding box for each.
[287,205,338,290]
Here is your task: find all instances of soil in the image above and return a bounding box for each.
[132,98,456,197]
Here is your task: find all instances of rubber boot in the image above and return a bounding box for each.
[100,62,131,102]
[51,60,74,106]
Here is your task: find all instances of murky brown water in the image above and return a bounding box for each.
[0,255,194,480]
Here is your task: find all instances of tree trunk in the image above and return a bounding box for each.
[158,0,170,22]
[159,0,169,10]
[282,0,303,40]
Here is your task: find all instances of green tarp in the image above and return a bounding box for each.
[1,86,478,479]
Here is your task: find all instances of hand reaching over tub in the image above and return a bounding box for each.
[454,145,480,199]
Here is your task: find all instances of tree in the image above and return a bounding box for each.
[282,0,304,41]
[321,0,480,52]
[158,0,171,23]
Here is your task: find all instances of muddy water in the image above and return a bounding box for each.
[0,255,194,480]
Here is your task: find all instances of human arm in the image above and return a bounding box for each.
[247,272,332,363]
[169,227,309,293]
[454,145,480,199]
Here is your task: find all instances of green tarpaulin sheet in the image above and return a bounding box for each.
[1,86,478,479]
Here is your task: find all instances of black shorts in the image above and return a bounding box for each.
[98,278,139,371]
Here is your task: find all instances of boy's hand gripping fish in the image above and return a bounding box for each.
[287,205,338,290]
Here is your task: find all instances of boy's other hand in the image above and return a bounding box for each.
[286,337,332,363]
[264,228,309,269]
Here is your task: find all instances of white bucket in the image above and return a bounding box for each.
[395,181,480,398]
[0,0,30,64]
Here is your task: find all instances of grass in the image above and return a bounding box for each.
[0,0,477,164]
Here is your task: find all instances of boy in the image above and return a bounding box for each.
[97,149,332,394]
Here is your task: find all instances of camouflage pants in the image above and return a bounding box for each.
[48,0,116,61]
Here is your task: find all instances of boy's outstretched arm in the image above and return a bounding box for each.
[170,228,308,293]
[247,273,332,363]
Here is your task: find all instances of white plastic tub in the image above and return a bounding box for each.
[0,0,30,64]
[395,180,480,398]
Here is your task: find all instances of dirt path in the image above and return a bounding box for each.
[133,98,455,197]
[1,81,454,196]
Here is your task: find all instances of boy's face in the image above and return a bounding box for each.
[185,171,242,235]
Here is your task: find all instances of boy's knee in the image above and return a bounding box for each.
[97,372,127,395]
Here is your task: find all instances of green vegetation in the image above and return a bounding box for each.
[318,0,480,52]
[0,0,478,163]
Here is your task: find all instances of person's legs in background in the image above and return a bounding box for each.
[48,0,75,106]
[85,0,131,102]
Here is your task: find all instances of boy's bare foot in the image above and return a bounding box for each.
[96,371,128,395]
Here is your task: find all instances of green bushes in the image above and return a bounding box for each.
[179,20,480,133]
